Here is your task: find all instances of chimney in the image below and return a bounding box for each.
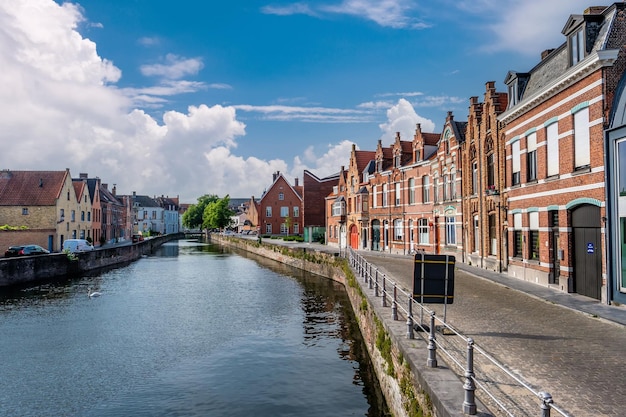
[584,6,606,15]
[112,184,116,196]
[133,191,136,197]
[79,173,88,179]
[102,183,108,190]
[541,49,554,60]
[294,178,299,187]
[273,171,280,182]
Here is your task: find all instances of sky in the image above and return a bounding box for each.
[0,0,595,203]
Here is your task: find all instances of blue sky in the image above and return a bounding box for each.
[0,0,593,202]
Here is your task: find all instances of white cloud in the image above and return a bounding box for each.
[262,0,429,29]
[458,0,593,55]
[291,140,354,180]
[234,104,373,123]
[140,53,204,79]
[379,99,435,144]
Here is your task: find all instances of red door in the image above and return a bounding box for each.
[350,225,359,249]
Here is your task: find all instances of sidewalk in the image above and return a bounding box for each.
[356,250,626,417]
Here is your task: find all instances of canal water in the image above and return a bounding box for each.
[0,239,387,417]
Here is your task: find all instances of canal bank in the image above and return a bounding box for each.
[0,233,182,287]
[210,234,478,417]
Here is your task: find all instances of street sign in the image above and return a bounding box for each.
[413,254,455,304]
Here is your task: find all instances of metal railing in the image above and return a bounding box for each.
[348,248,573,417]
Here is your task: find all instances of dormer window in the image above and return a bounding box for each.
[376,159,383,172]
[570,26,585,65]
[394,154,401,168]
[508,82,519,107]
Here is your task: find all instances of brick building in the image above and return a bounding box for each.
[461,82,508,271]
[302,169,339,243]
[259,172,303,236]
[499,4,626,301]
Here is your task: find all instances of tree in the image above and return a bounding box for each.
[203,195,234,231]
[182,194,219,230]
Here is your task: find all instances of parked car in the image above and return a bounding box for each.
[131,234,144,243]
[4,245,25,257]
[4,245,49,257]
[62,239,94,253]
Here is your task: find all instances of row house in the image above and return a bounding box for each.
[155,196,180,234]
[431,112,466,260]
[99,183,128,244]
[325,167,348,248]
[258,172,303,236]
[82,175,103,246]
[0,169,93,252]
[461,82,508,272]
[499,3,626,302]
[303,169,339,243]
[128,193,164,235]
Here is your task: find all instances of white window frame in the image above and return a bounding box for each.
[393,219,403,241]
[266,206,272,217]
[574,107,590,169]
[546,122,559,177]
[280,206,289,217]
[418,219,429,244]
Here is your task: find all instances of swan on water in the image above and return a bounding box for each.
[88,288,102,298]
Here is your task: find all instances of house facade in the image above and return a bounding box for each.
[461,82,508,271]
[259,172,303,236]
[499,4,626,301]
[303,169,339,243]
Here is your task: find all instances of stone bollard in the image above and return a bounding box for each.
[427,311,437,368]
[406,297,414,339]
[462,338,477,415]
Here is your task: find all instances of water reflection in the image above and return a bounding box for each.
[0,239,388,417]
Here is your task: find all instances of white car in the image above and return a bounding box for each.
[62,239,94,253]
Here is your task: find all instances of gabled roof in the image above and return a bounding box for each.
[0,169,69,206]
[72,179,88,202]
[353,150,376,173]
[133,195,160,208]
[422,132,440,147]
[99,185,123,207]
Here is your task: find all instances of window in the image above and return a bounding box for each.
[280,206,289,217]
[450,172,456,199]
[508,82,519,108]
[293,206,299,218]
[433,177,439,203]
[472,162,478,194]
[265,223,272,234]
[418,219,429,244]
[395,182,401,206]
[570,27,585,66]
[574,107,590,169]
[473,215,479,252]
[87,212,91,222]
[513,213,523,258]
[71,210,75,222]
[443,174,449,201]
[527,132,537,181]
[372,185,377,208]
[422,176,430,203]
[280,223,289,235]
[395,154,401,168]
[59,209,65,221]
[278,192,284,200]
[67,191,70,201]
[445,217,456,245]
[489,214,497,255]
[512,140,521,185]
[529,211,539,260]
[266,206,272,217]
[546,122,559,177]
[293,223,299,234]
[408,178,415,204]
[382,184,388,207]
[81,211,85,221]
[332,200,345,216]
[414,149,421,161]
[393,219,403,241]
[487,154,495,188]
[22,208,28,215]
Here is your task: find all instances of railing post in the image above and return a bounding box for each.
[463,338,477,415]
[391,285,398,321]
[540,392,553,417]
[369,269,374,289]
[382,276,387,307]
[406,297,414,339]
[365,263,369,284]
[374,270,379,297]
[427,311,437,368]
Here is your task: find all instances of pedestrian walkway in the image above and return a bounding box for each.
[357,250,626,417]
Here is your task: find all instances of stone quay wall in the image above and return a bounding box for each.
[210,234,470,417]
[0,233,182,288]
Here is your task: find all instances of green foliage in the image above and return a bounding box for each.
[182,194,219,230]
[282,235,304,242]
[0,224,28,231]
[202,195,234,230]
[375,318,395,376]
[63,249,78,261]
